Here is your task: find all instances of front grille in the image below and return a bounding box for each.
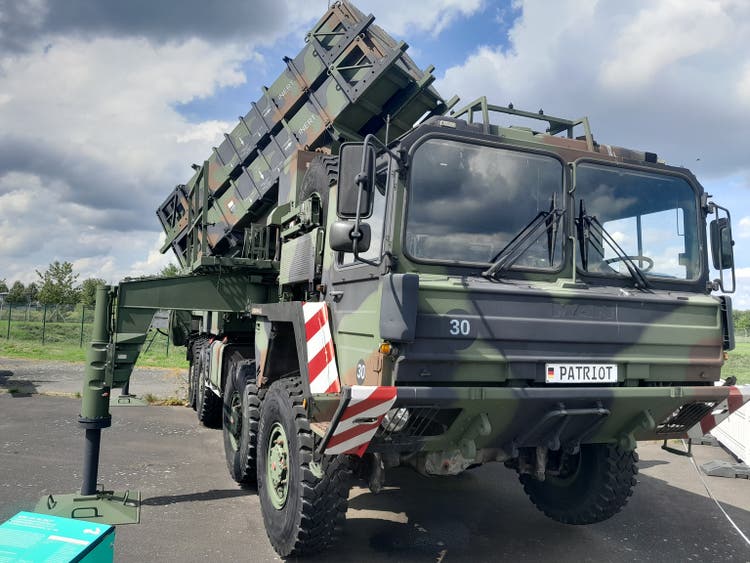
[655,401,717,435]
[374,407,461,445]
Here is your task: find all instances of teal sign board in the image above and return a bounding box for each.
[0,512,115,562]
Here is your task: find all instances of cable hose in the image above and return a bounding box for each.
[681,439,750,547]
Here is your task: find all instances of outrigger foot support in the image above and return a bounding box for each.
[113,381,148,407]
[661,438,692,457]
[35,489,141,525]
[36,286,142,524]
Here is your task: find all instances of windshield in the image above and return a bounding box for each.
[406,139,564,269]
[575,163,701,280]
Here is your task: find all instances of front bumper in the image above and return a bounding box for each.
[317,384,750,456]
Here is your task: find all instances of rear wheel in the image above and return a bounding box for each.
[187,362,197,409]
[257,378,352,557]
[520,444,638,524]
[196,344,222,428]
[187,337,206,410]
[223,361,264,484]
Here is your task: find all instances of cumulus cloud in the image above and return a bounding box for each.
[0,35,249,281]
[127,233,176,278]
[739,217,750,238]
[437,0,750,305]
[438,0,750,179]
[0,36,248,215]
[0,0,293,53]
[0,0,482,53]
[3,0,748,311]
[355,0,483,37]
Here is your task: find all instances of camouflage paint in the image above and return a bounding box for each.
[155,1,445,270]
[97,2,745,459]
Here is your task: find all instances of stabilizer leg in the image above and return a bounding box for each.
[36,285,141,524]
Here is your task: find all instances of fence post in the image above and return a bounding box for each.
[42,304,47,345]
[166,333,169,357]
[80,304,86,347]
[5,302,11,339]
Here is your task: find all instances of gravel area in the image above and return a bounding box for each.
[0,357,187,401]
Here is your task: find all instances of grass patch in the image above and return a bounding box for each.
[0,326,187,370]
[157,397,187,406]
[142,393,158,404]
[724,341,750,385]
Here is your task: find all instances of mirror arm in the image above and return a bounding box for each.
[350,133,397,267]
[709,200,736,293]
[361,133,403,165]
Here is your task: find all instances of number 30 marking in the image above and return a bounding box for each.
[449,319,471,336]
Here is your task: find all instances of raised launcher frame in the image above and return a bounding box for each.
[157,0,455,270]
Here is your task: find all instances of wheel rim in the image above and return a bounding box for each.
[266,422,290,509]
[227,391,242,451]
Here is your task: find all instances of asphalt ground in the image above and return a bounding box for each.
[1,359,750,562]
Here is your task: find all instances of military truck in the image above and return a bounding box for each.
[40,1,748,558]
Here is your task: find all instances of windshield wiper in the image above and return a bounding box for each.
[482,195,563,280]
[576,200,650,289]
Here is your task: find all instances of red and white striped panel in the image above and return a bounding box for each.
[303,302,341,395]
[324,386,398,457]
[687,385,750,439]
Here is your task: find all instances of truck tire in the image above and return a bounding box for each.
[188,362,198,410]
[187,337,206,410]
[223,361,265,484]
[299,154,338,225]
[196,345,222,428]
[257,377,351,557]
[520,444,638,525]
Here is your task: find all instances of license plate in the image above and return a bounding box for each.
[545,363,618,384]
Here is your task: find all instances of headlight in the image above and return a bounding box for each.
[381,408,409,433]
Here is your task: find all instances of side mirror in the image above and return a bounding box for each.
[337,143,375,218]
[329,221,371,253]
[710,217,734,270]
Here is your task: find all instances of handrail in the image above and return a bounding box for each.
[450,96,594,151]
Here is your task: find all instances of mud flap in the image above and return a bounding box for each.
[686,385,750,439]
[318,386,397,457]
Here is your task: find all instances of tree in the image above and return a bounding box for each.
[36,261,80,306]
[26,282,39,303]
[159,263,181,277]
[79,278,106,307]
[6,281,27,304]
[734,309,750,337]
[0,279,7,294]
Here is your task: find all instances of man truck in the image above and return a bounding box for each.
[40,1,747,557]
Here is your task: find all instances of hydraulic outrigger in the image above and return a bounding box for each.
[36,286,141,524]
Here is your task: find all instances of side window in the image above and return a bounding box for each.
[339,164,388,267]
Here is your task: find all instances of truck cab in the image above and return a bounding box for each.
[321,98,738,475]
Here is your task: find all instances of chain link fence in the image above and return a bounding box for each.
[0,301,171,356]
[0,302,92,346]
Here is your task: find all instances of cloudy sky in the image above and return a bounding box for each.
[0,0,748,306]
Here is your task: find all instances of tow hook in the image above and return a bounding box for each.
[368,453,386,494]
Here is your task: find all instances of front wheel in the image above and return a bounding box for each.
[257,378,352,557]
[520,443,638,525]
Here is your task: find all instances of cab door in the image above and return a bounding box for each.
[323,151,392,387]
